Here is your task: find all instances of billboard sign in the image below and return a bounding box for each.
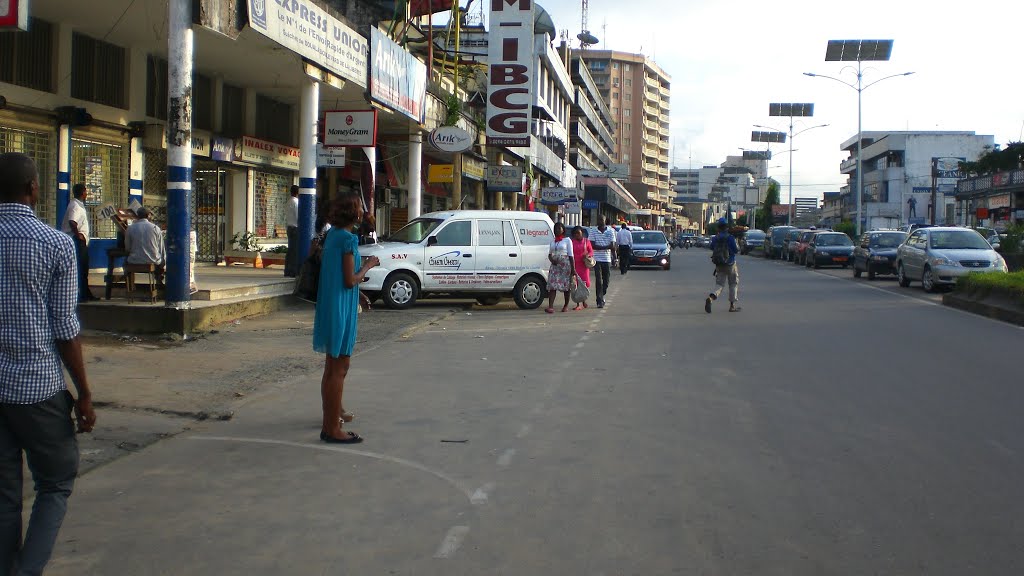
[540,187,578,205]
[316,143,346,167]
[429,126,474,152]
[487,165,523,192]
[323,110,377,147]
[369,27,427,122]
[246,0,368,87]
[933,157,966,180]
[485,0,535,147]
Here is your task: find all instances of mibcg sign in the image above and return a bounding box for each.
[486,0,535,148]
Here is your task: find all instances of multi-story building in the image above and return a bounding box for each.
[838,131,994,230]
[580,50,671,229]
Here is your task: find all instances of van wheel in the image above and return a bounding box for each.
[513,275,545,309]
[476,296,502,306]
[382,273,418,309]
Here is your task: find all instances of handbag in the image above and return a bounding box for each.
[293,250,321,303]
[583,240,596,268]
[570,274,590,303]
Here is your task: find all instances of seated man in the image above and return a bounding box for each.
[124,207,166,285]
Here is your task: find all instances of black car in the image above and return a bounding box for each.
[804,232,854,268]
[853,231,908,280]
[765,226,796,259]
[629,230,672,270]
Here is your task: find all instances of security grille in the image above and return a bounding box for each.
[71,138,126,239]
[254,170,291,239]
[143,148,168,225]
[192,160,224,261]
[0,126,56,226]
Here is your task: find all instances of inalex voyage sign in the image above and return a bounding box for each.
[485,0,535,148]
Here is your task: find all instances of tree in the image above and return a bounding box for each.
[757,181,780,231]
[959,142,1024,176]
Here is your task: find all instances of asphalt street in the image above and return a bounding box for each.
[46,248,1023,575]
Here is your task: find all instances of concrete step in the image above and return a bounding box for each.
[194,279,295,301]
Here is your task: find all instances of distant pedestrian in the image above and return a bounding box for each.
[60,183,94,301]
[570,226,594,310]
[616,223,633,274]
[313,192,380,443]
[284,185,299,278]
[590,217,616,308]
[0,152,96,575]
[545,222,574,313]
[705,218,741,313]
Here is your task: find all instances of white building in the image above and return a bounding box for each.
[839,131,995,230]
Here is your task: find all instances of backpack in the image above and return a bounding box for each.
[711,235,731,265]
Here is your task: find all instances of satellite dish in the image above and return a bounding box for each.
[577,31,599,46]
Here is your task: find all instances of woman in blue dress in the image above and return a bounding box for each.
[313,193,379,443]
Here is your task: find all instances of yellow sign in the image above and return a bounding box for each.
[428,164,454,183]
[462,159,486,181]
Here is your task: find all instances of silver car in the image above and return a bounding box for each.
[896,227,1009,292]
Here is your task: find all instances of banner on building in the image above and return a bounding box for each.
[369,27,428,122]
[487,165,523,192]
[246,0,368,88]
[908,188,933,225]
[237,136,301,170]
[323,110,377,147]
[485,0,535,147]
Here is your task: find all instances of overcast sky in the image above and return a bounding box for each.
[477,0,1024,201]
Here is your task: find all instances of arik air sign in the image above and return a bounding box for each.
[247,0,368,88]
[486,0,535,148]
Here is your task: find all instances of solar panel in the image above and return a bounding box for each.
[751,131,786,144]
[825,39,893,62]
[769,103,814,117]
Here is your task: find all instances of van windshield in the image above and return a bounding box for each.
[388,218,444,243]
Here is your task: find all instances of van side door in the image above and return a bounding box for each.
[423,220,474,290]
[474,219,521,289]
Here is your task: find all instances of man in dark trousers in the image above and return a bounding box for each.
[60,183,93,301]
[615,222,633,275]
[284,184,299,277]
[705,218,741,313]
[0,152,96,574]
[589,217,616,307]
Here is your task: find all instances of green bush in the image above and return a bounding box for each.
[1001,223,1024,254]
[833,220,856,239]
[265,245,288,254]
[956,271,1024,304]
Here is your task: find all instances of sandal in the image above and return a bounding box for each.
[340,412,354,423]
[320,431,363,444]
[561,305,569,312]
[545,307,555,314]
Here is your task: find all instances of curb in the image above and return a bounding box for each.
[942,292,1024,327]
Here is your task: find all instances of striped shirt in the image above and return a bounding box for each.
[590,227,616,263]
[0,203,80,404]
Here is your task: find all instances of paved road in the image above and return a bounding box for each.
[48,248,1023,574]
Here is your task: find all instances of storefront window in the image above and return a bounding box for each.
[254,170,291,238]
[0,126,55,225]
[71,138,126,239]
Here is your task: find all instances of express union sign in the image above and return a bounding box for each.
[485,0,535,148]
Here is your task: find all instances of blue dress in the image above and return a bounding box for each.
[313,228,360,358]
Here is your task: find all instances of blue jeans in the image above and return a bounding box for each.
[0,391,79,576]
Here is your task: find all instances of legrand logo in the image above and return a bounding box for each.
[428,250,463,270]
[524,229,550,237]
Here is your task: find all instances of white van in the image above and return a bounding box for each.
[360,210,554,309]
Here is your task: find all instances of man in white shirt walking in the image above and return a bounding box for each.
[125,208,166,285]
[284,185,299,277]
[60,183,93,301]
[615,223,633,275]
[590,217,616,307]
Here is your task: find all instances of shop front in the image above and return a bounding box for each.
[0,109,58,226]
[70,123,131,269]
[235,136,300,247]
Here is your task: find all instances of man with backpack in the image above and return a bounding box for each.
[705,218,740,313]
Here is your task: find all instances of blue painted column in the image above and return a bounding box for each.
[56,124,72,226]
[165,0,193,307]
[297,75,319,264]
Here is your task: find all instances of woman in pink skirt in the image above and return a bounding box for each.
[570,226,594,310]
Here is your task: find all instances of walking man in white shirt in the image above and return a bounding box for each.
[284,185,299,277]
[590,217,616,307]
[616,222,633,275]
[60,183,93,301]
[125,208,166,285]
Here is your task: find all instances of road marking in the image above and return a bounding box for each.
[497,448,516,467]
[189,436,476,503]
[517,423,531,438]
[581,334,591,341]
[574,341,585,349]
[470,482,495,505]
[434,525,470,558]
[569,350,580,357]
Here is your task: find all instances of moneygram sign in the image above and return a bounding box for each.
[323,110,377,147]
[486,0,535,148]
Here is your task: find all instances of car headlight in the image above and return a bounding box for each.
[995,257,1008,272]
[930,256,958,267]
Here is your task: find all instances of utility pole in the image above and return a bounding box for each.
[166,0,193,307]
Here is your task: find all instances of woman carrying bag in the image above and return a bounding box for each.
[570,226,595,310]
[545,222,574,313]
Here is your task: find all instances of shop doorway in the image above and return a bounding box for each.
[192,161,229,262]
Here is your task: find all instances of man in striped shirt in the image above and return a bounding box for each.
[0,153,95,574]
[590,217,616,308]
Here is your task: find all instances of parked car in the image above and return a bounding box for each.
[765,226,796,259]
[742,230,765,254]
[629,230,672,270]
[793,230,818,265]
[781,229,805,262]
[804,232,854,268]
[896,227,1009,292]
[361,210,554,309]
[853,230,908,280]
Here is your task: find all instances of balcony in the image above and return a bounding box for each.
[659,114,670,125]
[840,157,858,173]
[658,166,669,177]
[644,88,659,102]
[658,98,670,111]
[658,139,669,151]
[643,176,658,187]
[644,75,658,89]
[643,143,658,159]
[659,85,670,98]
[642,161,657,173]
[643,119,658,131]
[644,104,659,117]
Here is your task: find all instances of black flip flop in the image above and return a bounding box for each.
[320,431,363,444]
